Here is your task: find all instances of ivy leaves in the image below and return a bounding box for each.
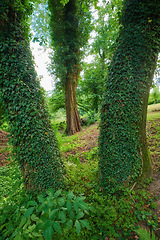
[98,0,160,193]
[0,0,65,193]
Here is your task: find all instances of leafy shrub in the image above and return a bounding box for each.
[0,121,9,132]
[1,189,91,240]
[148,87,160,105]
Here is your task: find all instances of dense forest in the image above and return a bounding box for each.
[0,0,160,239]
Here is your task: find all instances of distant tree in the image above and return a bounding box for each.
[78,0,122,115]
[99,0,160,193]
[91,0,122,69]
[0,0,65,193]
[48,89,65,114]
[48,0,92,135]
[77,63,104,113]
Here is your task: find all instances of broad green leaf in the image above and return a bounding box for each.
[79,220,91,230]
[14,235,23,240]
[67,191,74,200]
[28,224,36,232]
[73,202,79,213]
[24,207,35,218]
[19,217,26,228]
[46,188,54,196]
[58,211,66,223]
[66,220,73,230]
[78,201,88,210]
[27,201,37,207]
[32,232,43,237]
[74,196,86,203]
[54,189,62,198]
[75,220,81,234]
[49,209,58,219]
[69,210,75,220]
[66,200,72,213]
[53,221,62,234]
[57,197,65,207]
[43,226,54,240]
[76,211,84,220]
[42,220,52,230]
[30,214,40,222]
[38,195,45,203]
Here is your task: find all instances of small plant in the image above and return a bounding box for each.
[135,227,157,240]
[11,189,91,240]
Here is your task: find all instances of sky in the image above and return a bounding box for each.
[30,41,54,92]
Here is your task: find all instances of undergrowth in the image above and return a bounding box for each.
[0,110,160,239]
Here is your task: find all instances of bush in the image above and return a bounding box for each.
[1,189,91,240]
[148,87,160,105]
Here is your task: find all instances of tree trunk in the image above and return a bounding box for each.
[65,73,81,135]
[0,0,65,193]
[98,0,160,193]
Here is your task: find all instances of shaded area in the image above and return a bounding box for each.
[0,130,9,167]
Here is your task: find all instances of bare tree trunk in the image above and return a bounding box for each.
[65,73,81,135]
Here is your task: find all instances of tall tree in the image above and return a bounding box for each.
[0,0,65,193]
[99,0,160,193]
[77,0,122,115]
[48,0,92,135]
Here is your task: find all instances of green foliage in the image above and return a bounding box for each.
[30,0,50,46]
[99,0,160,193]
[1,120,160,240]
[61,134,158,239]
[77,63,104,113]
[48,0,92,86]
[48,89,65,114]
[0,163,29,240]
[0,121,9,132]
[0,0,65,193]
[135,227,157,240]
[91,0,122,62]
[0,93,5,126]
[148,87,160,105]
[1,187,91,240]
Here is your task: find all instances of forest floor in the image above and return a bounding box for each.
[0,130,10,167]
[62,120,160,211]
[0,108,160,239]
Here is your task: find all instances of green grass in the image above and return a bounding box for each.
[147,103,160,112]
[147,103,160,121]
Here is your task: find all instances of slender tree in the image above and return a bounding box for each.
[0,0,65,193]
[48,0,92,135]
[99,0,160,193]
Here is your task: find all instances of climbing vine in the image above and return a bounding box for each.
[0,0,65,193]
[99,0,160,193]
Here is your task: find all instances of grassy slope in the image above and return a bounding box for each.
[147,103,160,120]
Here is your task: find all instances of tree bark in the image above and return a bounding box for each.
[99,0,160,193]
[65,73,81,135]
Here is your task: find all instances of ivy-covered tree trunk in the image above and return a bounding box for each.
[0,0,65,193]
[99,0,160,193]
[65,74,81,135]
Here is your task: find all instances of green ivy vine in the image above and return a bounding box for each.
[0,0,65,193]
[98,0,160,194]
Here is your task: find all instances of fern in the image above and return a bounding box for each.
[135,228,157,240]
